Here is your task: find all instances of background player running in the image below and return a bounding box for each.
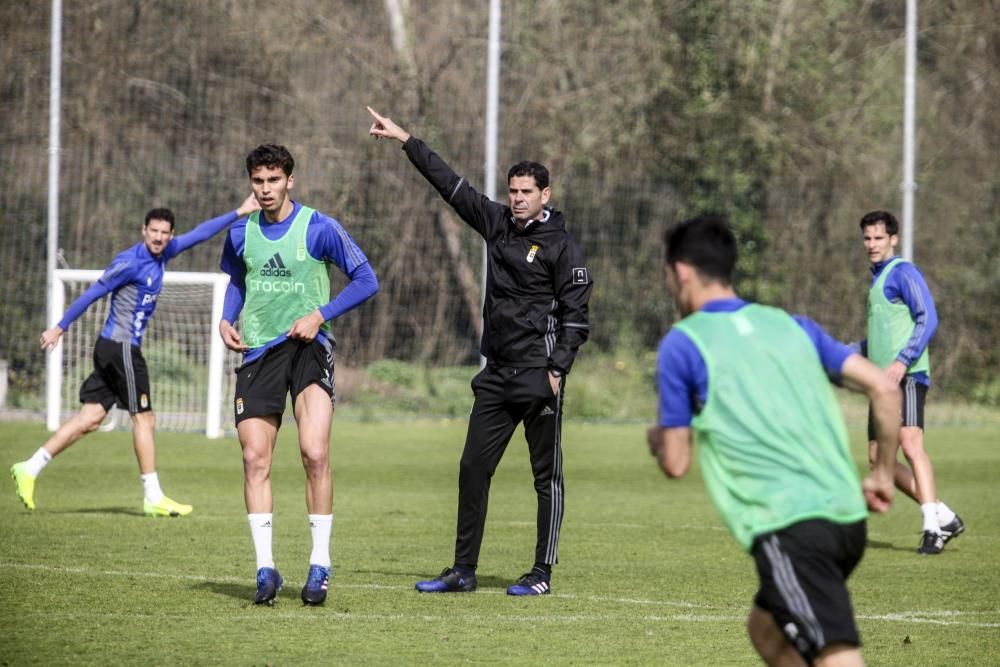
[857,209,964,555]
[11,194,259,516]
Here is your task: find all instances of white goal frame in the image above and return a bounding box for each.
[47,269,230,438]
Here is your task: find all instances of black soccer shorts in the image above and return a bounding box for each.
[867,375,928,440]
[79,336,152,414]
[233,337,335,426]
[751,519,867,664]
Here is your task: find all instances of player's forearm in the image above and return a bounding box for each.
[173,211,239,253]
[869,385,902,479]
[548,333,587,375]
[896,309,937,367]
[318,263,379,321]
[659,427,693,478]
[402,137,462,197]
[842,354,901,475]
[221,281,245,324]
[894,268,937,366]
[402,137,496,235]
[58,281,111,330]
[549,289,592,372]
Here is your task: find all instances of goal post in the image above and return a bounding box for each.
[47,269,232,438]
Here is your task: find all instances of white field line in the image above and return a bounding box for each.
[2,561,999,628]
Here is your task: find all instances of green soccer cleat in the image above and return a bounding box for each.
[143,495,193,517]
[11,462,36,511]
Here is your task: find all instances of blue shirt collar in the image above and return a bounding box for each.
[870,255,899,276]
[700,297,748,313]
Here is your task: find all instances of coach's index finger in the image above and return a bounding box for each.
[366,106,409,143]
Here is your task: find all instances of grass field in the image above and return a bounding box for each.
[1,415,998,665]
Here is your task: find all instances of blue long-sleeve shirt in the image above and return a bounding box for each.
[58,211,239,346]
[219,201,379,363]
[656,298,855,428]
[861,257,937,386]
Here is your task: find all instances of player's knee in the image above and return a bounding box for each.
[299,445,329,472]
[302,449,330,470]
[459,456,492,481]
[81,418,102,434]
[898,432,927,460]
[241,447,271,476]
[132,411,155,429]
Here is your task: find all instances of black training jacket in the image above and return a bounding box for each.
[403,136,593,374]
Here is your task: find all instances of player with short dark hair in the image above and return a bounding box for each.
[218,143,379,606]
[11,194,260,516]
[368,106,593,597]
[648,215,901,666]
[858,210,964,555]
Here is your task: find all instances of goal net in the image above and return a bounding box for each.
[47,269,233,438]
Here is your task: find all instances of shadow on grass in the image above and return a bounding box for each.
[193,580,253,601]
[866,539,916,552]
[357,568,514,591]
[52,507,142,516]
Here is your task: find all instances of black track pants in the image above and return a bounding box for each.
[453,364,565,570]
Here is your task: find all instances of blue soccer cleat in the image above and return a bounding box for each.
[507,571,551,596]
[301,565,330,606]
[254,567,283,605]
[415,567,477,593]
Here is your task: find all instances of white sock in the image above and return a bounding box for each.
[248,513,275,570]
[308,514,333,568]
[921,502,941,533]
[24,448,52,477]
[141,472,164,504]
[937,502,956,525]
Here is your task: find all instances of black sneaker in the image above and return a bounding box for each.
[506,571,551,596]
[940,515,965,546]
[415,567,477,593]
[917,530,945,555]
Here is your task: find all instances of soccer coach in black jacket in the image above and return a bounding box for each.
[368,106,593,596]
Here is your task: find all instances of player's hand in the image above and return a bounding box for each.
[219,320,247,351]
[367,106,411,143]
[862,474,894,513]
[236,192,262,217]
[40,326,64,352]
[885,360,907,385]
[288,310,325,342]
[646,425,663,458]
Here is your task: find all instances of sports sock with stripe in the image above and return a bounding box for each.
[308,514,333,568]
[249,513,275,569]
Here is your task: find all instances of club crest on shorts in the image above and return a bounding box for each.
[572,267,589,284]
[140,394,149,409]
[236,397,244,415]
[526,245,539,263]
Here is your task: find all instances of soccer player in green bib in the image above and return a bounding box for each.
[648,216,901,666]
[219,144,379,606]
[859,210,963,555]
